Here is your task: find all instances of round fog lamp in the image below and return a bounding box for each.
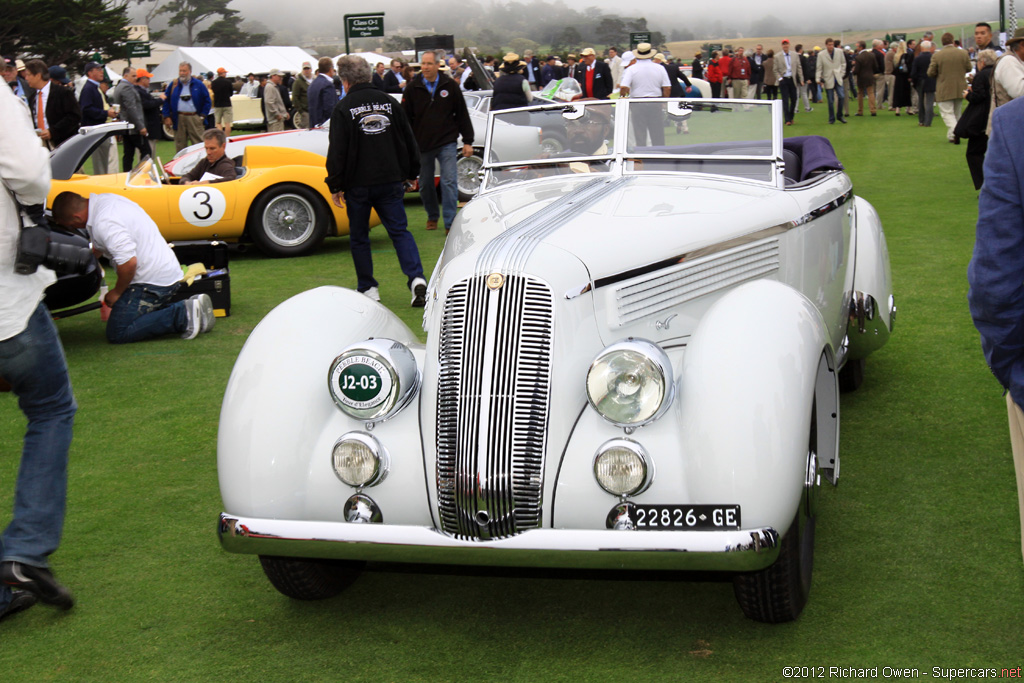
[593,439,651,497]
[586,339,672,427]
[332,433,388,487]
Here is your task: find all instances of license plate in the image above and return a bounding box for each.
[631,504,741,530]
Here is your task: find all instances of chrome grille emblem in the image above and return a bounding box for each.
[436,275,554,540]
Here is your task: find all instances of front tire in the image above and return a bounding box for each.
[732,401,818,623]
[248,183,328,257]
[258,556,365,600]
[456,153,483,202]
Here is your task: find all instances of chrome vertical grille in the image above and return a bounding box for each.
[436,275,553,541]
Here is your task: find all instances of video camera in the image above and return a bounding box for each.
[14,203,94,276]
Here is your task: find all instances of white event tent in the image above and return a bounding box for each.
[331,51,391,67]
[149,46,317,82]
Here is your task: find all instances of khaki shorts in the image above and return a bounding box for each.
[214,106,233,126]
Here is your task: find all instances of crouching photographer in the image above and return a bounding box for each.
[0,85,77,624]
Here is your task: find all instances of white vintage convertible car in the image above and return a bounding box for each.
[217,98,894,623]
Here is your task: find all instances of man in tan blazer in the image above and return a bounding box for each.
[773,39,803,125]
[927,32,972,142]
[816,38,847,124]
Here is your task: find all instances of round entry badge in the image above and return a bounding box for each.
[178,186,227,228]
[329,354,393,411]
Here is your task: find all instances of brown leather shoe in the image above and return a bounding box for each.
[426,220,438,231]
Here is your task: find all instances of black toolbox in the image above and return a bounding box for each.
[168,241,231,317]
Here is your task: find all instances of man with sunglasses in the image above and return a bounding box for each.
[162,61,211,152]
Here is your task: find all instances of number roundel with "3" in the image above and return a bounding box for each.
[178,186,227,228]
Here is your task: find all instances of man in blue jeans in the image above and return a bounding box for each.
[402,49,475,234]
[0,84,76,621]
[51,192,215,343]
[327,55,426,305]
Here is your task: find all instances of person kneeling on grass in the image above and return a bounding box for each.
[51,191,215,343]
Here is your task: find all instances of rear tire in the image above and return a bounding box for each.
[258,556,365,600]
[248,183,328,257]
[838,357,865,392]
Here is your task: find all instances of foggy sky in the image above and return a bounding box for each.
[219,0,991,41]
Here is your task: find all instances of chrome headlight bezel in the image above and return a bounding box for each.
[331,432,389,488]
[593,438,653,497]
[328,338,420,423]
[585,338,674,428]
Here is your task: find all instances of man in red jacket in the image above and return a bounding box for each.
[729,47,751,99]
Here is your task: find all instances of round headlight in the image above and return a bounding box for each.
[328,338,419,422]
[593,439,652,496]
[586,339,672,427]
[332,432,388,487]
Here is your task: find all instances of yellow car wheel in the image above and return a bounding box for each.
[248,184,328,258]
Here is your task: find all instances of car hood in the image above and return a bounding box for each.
[441,174,801,286]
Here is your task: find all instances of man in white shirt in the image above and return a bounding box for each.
[620,43,671,146]
[0,84,77,622]
[240,73,259,98]
[993,28,1024,116]
[51,192,215,343]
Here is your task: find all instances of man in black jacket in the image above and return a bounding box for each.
[22,60,81,149]
[328,56,426,306]
[574,48,614,99]
[134,70,165,142]
[401,49,474,233]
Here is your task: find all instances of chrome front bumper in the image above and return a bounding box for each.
[219,513,781,571]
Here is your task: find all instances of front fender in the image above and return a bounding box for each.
[217,286,421,519]
[553,280,833,533]
[677,280,835,529]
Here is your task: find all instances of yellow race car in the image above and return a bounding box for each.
[48,122,379,257]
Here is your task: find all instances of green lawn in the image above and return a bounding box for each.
[2,103,1022,680]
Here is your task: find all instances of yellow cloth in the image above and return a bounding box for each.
[182,263,208,286]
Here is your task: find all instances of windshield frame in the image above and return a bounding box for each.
[481,98,786,192]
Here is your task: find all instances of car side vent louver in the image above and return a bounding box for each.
[615,239,780,325]
[436,275,554,541]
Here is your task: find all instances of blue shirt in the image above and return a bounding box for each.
[177,79,196,113]
[424,75,438,97]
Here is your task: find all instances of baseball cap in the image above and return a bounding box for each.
[136,68,153,79]
[268,68,281,76]
[84,61,103,73]
[49,65,70,84]
[301,61,311,69]
[781,38,790,45]
[621,50,635,63]
[217,67,227,74]
[580,47,596,56]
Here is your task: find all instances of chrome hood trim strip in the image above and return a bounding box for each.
[477,176,633,277]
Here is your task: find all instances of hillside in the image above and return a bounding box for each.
[665,21,988,57]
